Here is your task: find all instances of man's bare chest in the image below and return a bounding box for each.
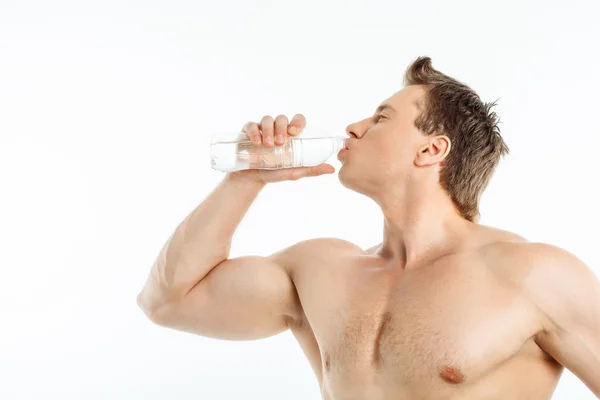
[293,256,543,392]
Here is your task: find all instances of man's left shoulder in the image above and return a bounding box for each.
[481,237,596,298]
[483,238,585,272]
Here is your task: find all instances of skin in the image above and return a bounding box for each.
[137,85,600,399]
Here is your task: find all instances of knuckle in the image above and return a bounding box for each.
[292,113,306,123]
[261,123,273,134]
[275,114,289,124]
[260,122,272,134]
[274,116,288,140]
[288,114,306,135]
[244,123,261,143]
[261,115,274,125]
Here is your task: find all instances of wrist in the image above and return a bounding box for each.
[225,172,267,190]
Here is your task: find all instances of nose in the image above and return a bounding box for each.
[345,122,360,138]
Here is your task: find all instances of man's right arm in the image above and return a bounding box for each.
[141,252,302,340]
[136,173,301,340]
[136,112,335,340]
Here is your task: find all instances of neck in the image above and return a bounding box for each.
[373,178,473,267]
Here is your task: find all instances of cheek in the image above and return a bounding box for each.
[378,142,415,174]
[376,137,403,159]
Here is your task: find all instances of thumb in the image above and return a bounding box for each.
[310,163,335,176]
[285,164,335,181]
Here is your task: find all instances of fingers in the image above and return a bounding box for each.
[242,113,306,147]
[288,114,306,137]
[260,115,275,147]
[274,115,289,146]
[242,121,261,145]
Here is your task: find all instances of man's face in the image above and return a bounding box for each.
[338,85,428,194]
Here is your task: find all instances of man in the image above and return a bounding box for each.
[137,57,600,399]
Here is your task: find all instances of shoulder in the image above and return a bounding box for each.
[504,242,595,295]
[269,237,364,273]
[481,239,599,328]
[480,236,592,284]
[472,226,596,304]
[292,237,365,252]
[471,224,580,271]
[279,237,365,257]
[481,239,588,275]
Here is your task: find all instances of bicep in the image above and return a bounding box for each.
[152,255,300,341]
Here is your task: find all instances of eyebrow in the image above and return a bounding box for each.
[375,104,396,115]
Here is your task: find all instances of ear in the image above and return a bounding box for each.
[415,135,451,167]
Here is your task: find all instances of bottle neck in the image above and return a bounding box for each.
[334,136,347,152]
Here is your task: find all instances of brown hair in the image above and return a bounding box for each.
[403,56,509,222]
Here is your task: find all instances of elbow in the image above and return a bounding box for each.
[136,291,172,326]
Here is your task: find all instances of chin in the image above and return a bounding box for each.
[339,165,380,199]
[337,165,349,185]
[338,165,360,191]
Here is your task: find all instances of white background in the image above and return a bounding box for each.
[1,0,599,398]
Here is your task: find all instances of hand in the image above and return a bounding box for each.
[230,113,335,184]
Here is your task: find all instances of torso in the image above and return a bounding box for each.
[281,225,563,399]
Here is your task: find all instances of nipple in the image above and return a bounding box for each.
[439,365,464,384]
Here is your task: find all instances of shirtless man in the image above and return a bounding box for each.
[137,57,600,399]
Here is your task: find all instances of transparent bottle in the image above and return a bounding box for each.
[210,131,347,172]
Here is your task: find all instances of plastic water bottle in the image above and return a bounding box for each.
[210,131,347,172]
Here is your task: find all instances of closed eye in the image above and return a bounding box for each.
[375,114,387,122]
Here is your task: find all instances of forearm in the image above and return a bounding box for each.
[137,173,266,308]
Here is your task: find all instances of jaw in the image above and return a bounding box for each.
[338,168,382,202]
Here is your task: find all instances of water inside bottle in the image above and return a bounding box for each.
[211,139,295,171]
[210,136,345,172]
